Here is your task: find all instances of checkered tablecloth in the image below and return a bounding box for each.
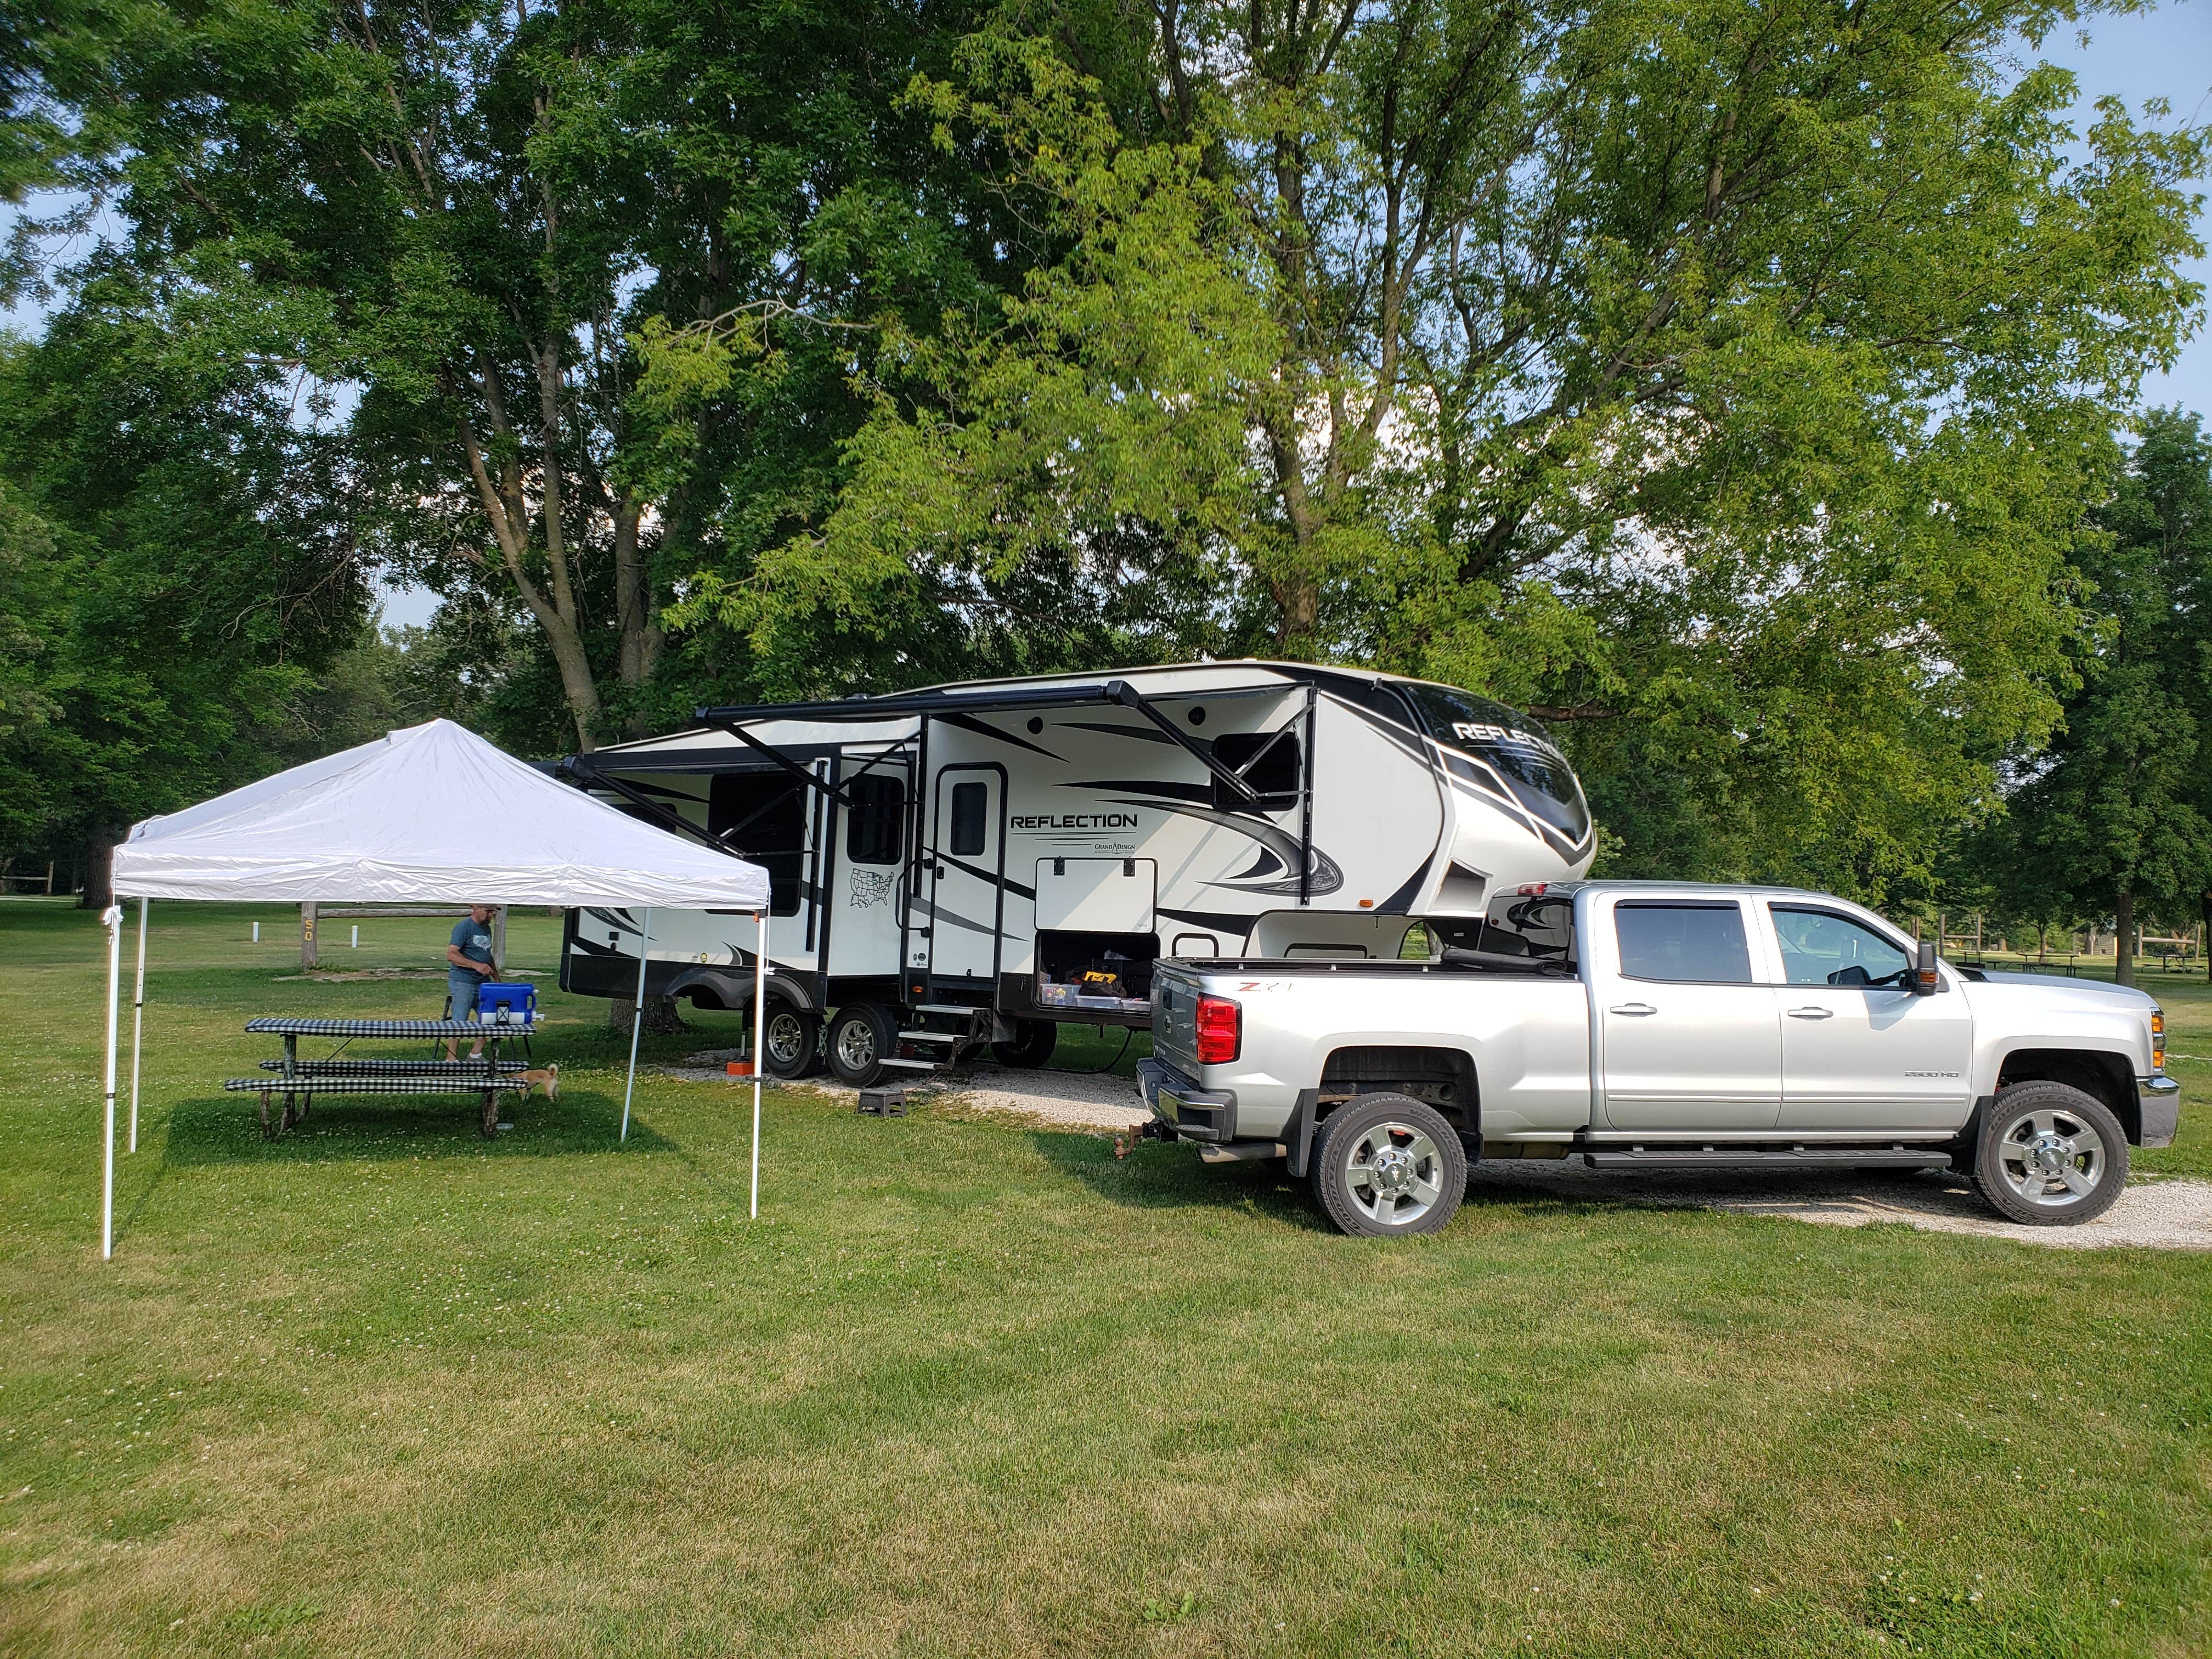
[256,1058,529,1077]
[245,1017,527,1037]
[224,1076,532,1095]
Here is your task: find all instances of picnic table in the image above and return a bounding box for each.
[225,1017,537,1139]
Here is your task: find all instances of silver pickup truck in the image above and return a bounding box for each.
[1138,881,2180,1235]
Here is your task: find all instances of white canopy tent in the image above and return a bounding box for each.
[101,718,772,1257]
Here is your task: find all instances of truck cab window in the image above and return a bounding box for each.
[1771,907,1911,988]
[845,774,906,866]
[1614,901,1751,983]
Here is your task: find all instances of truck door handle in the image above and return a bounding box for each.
[1786,1006,1835,1020]
[1609,1002,1657,1016]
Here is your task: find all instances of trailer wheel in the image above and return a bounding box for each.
[825,1003,895,1088]
[1309,1094,1466,1237]
[992,1019,1058,1069]
[760,1001,822,1080]
[1972,1081,2127,1225]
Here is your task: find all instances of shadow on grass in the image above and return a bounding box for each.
[1028,1130,1328,1230]
[153,1086,682,1167]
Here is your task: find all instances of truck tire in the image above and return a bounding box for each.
[992,1019,1058,1069]
[1972,1081,2128,1226]
[760,1000,822,1080]
[825,1003,896,1088]
[1309,1094,1466,1237]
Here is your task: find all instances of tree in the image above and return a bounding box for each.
[8,0,1040,749]
[681,0,2204,899]
[1982,409,2212,984]
[0,268,370,898]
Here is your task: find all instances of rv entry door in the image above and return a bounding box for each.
[927,765,1007,985]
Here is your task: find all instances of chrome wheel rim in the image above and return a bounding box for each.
[1996,1108,2107,1208]
[1342,1120,1447,1228]
[765,1011,810,1068]
[834,1017,877,1072]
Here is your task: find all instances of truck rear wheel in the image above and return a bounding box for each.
[1972,1081,2127,1226]
[1309,1094,1466,1237]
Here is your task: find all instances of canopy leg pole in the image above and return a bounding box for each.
[619,909,651,1143]
[751,910,765,1220]
[101,905,121,1260]
[128,897,148,1154]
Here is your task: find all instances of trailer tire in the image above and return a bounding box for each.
[1972,1081,2128,1225]
[825,1003,896,1088]
[760,1001,822,1080]
[992,1020,1058,1069]
[1309,1094,1465,1237]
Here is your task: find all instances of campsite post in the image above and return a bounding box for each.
[128,897,147,1153]
[620,910,650,1142]
[752,910,765,1220]
[101,904,121,1259]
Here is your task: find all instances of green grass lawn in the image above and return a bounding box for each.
[2,899,2209,1657]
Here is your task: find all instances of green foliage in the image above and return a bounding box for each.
[1970,409,2212,962]
[733,0,2204,900]
[0,270,370,859]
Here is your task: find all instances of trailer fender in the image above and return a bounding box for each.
[666,965,818,1014]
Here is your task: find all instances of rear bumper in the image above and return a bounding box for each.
[2138,1074,2180,1148]
[1136,1058,1237,1143]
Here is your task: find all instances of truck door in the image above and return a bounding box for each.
[1764,902,1973,1132]
[1593,894,1782,1132]
[926,765,1006,986]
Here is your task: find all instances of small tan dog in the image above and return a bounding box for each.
[517,1064,559,1100]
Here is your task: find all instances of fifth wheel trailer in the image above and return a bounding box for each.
[556,661,1596,1086]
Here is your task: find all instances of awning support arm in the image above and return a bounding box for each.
[566,765,743,857]
[705,720,856,809]
[1107,682,1258,804]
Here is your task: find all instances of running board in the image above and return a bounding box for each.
[1582,1146,1952,1170]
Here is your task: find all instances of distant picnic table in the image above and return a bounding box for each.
[227,1016,536,1139]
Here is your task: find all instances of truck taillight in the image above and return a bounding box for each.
[1194,995,1241,1065]
[2153,1009,2165,1071]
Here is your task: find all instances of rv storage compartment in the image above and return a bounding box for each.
[1035,930,1158,1014]
[1035,857,1157,932]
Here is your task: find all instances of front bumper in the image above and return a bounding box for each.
[1136,1057,1237,1143]
[2138,1074,2180,1148]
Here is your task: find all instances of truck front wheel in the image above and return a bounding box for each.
[1972,1081,2128,1226]
[1310,1095,1466,1237]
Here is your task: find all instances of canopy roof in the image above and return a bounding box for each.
[112,718,770,909]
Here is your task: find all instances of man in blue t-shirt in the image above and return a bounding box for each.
[445,904,496,1060]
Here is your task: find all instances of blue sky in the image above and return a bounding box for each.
[5,7,2209,631]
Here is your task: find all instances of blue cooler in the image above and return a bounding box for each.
[476,981,538,1028]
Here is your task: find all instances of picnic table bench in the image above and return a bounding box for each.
[226,1017,538,1139]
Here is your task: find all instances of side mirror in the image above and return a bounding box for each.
[1913,940,1940,995]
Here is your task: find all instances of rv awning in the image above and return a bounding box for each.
[114,718,771,909]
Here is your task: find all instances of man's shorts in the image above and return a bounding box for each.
[449,974,486,1023]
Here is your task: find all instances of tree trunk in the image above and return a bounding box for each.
[77,831,114,911]
[2115,886,2136,987]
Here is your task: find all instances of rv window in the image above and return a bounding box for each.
[708,772,805,916]
[1210,728,1302,812]
[1398,681,1591,843]
[1477,890,1576,963]
[948,781,988,857]
[845,773,906,866]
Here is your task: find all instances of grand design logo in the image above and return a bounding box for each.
[1011,812,1141,831]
